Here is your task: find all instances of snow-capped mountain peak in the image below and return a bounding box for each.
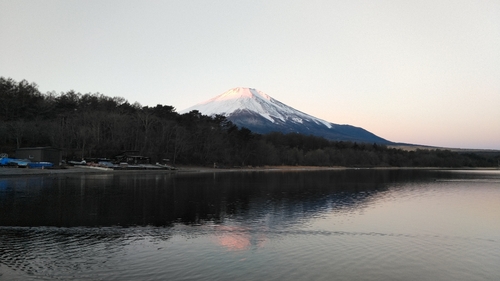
[181,87,332,128]
[180,87,390,144]
[214,87,271,102]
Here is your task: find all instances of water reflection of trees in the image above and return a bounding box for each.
[0,169,443,227]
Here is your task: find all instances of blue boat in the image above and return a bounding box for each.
[0,158,30,167]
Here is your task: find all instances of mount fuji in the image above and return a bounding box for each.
[180,87,391,144]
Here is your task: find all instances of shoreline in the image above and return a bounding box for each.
[1,165,498,178]
[0,165,343,177]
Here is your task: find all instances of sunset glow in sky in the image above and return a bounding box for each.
[1,0,499,149]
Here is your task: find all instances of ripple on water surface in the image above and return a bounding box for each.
[1,223,500,281]
[1,170,500,280]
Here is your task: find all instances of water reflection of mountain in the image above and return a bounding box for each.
[0,169,442,227]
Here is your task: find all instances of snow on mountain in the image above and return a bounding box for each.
[180,87,332,128]
[180,87,391,144]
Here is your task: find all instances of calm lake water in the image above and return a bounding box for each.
[1,169,499,280]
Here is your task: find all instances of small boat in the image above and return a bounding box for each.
[0,158,31,167]
[68,160,86,165]
[27,162,54,169]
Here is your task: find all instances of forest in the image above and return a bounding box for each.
[1,77,499,168]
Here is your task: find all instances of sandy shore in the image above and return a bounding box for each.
[0,165,346,177]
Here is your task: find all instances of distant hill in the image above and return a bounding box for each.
[181,87,392,144]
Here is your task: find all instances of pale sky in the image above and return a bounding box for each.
[1,0,499,149]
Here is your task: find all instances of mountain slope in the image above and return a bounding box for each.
[180,87,391,144]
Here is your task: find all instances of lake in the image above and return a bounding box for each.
[1,169,499,280]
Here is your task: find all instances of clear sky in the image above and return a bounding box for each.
[1,0,499,149]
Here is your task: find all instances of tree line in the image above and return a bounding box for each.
[1,77,498,167]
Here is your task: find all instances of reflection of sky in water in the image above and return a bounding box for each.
[309,179,500,240]
[213,225,267,251]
